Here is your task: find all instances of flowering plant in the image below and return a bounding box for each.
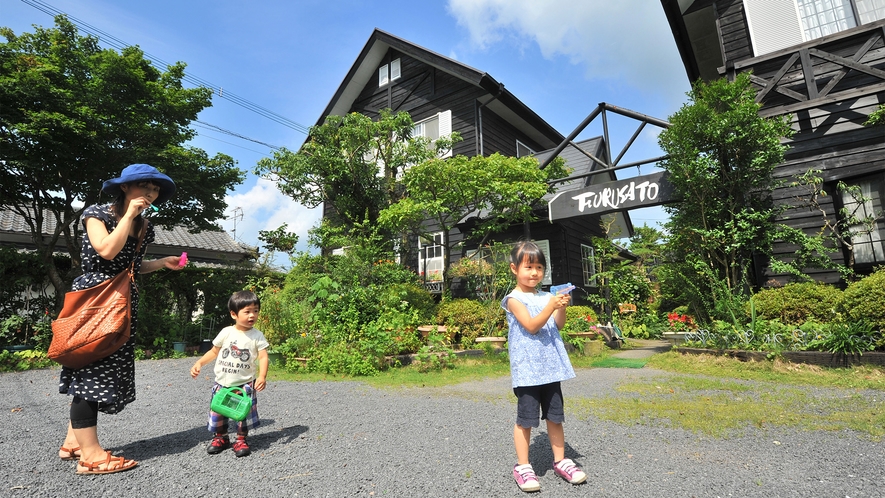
[667,312,696,331]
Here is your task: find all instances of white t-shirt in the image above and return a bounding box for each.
[211,325,269,387]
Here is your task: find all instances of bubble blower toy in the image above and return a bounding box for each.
[142,203,159,217]
[178,252,188,267]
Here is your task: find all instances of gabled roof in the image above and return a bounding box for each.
[0,208,255,268]
[318,28,564,150]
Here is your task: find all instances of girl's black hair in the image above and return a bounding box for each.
[510,240,547,268]
[229,290,261,313]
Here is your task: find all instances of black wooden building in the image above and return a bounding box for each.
[661,1,885,285]
[315,29,632,297]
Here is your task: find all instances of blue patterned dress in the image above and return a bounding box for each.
[501,289,575,389]
[58,204,153,414]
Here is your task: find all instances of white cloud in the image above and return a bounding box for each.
[221,177,321,263]
[446,0,686,97]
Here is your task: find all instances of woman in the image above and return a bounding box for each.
[57,164,185,475]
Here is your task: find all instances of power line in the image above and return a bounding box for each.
[193,121,282,151]
[21,0,311,136]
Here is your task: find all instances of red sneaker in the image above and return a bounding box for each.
[233,436,251,457]
[206,434,230,455]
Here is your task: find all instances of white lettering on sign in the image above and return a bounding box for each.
[572,180,661,213]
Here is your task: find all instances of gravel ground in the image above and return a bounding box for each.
[2,358,883,497]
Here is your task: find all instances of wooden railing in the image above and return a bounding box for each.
[731,20,885,117]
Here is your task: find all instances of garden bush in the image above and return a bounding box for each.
[839,268,885,330]
[436,299,487,346]
[617,312,666,339]
[749,282,842,325]
[561,306,598,334]
[256,288,313,347]
[378,283,437,323]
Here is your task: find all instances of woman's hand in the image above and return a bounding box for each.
[124,196,153,220]
[161,255,185,270]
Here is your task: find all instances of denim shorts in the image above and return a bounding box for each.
[513,382,564,428]
[208,382,261,433]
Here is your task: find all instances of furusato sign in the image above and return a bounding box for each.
[548,171,676,221]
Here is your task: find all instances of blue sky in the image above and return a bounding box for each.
[2,0,692,266]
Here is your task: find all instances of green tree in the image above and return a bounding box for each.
[254,110,455,235]
[657,73,793,322]
[0,16,244,303]
[378,152,567,294]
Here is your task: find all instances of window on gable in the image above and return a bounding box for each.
[378,58,402,87]
[838,173,885,267]
[581,244,597,287]
[516,140,535,158]
[412,110,453,158]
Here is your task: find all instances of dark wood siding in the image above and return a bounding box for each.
[716,0,753,65]
[478,107,548,157]
[458,215,607,305]
[734,21,885,284]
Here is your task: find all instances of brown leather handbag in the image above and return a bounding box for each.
[48,224,145,369]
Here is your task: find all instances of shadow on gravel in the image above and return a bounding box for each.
[111,419,309,459]
[528,437,585,477]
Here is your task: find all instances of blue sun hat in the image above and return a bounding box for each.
[102,164,177,205]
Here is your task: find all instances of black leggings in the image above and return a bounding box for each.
[70,397,99,429]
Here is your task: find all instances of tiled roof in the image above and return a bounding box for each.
[0,208,255,265]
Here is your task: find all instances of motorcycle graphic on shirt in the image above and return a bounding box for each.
[221,342,251,362]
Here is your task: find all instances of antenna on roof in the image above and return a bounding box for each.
[227,207,244,242]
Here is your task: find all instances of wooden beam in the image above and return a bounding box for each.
[754,52,801,103]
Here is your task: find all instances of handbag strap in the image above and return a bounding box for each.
[127,220,149,286]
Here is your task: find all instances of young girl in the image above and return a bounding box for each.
[501,240,587,492]
[190,290,269,457]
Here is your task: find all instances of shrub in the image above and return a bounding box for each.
[750,282,842,325]
[840,268,885,329]
[805,321,878,354]
[436,299,487,346]
[378,283,437,323]
[561,306,598,334]
[255,288,312,347]
[618,312,666,339]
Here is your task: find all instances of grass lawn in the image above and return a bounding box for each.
[269,347,885,439]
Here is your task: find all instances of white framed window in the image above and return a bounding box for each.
[418,232,445,282]
[796,0,857,40]
[744,0,885,56]
[839,173,885,265]
[412,110,453,158]
[856,0,885,22]
[516,140,535,158]
[378,58,402,87]
[537,239,553,286]
[581,244,597,287]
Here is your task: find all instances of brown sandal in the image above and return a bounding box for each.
[76,451,138,475]
[59,446,81,461]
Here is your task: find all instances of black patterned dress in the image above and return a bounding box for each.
[58,204,153,415]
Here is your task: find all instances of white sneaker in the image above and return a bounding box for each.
[553,458,587,484]
[513,463,541,492]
